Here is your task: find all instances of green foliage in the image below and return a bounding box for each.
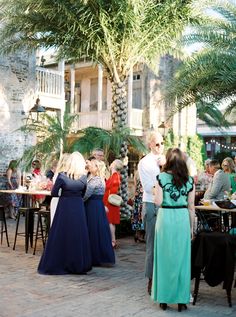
[164,130,206,171]
[164,129,179,149]
[72,126,147,160]
[186,134,206,171]
[18,112,79,170]
[166,0,236,123]
[0,0,196,82]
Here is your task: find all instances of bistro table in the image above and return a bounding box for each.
[0,189,51,252]
[191,231,236,307]
[195,204,236,232]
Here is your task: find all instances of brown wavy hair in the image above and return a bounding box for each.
[162,148,189,188]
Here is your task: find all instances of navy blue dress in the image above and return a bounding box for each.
[38,173,92,275]
[84,176,115,266]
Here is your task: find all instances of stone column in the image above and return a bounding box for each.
[98,64,103,127]
[70,64,75,113]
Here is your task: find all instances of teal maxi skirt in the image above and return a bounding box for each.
[151,207,191,304]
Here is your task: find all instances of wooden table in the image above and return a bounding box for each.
[0,189,51,252]
[195,204,236,232]
[0,189,51,196]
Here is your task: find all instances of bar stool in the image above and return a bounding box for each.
[33,209,50,255]
[13,207,39,253]
[0,205,10,247]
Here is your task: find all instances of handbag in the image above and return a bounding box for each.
[108,194,123,206]
[215,200,236,209]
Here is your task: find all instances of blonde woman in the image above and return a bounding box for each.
[50,153,70,224]
[222,157,236,193]
[38,151,92,275]
[84,158,115,266]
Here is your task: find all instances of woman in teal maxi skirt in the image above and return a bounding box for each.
[151,148,195,312]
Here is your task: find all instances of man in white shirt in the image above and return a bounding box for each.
[138,131,165,295]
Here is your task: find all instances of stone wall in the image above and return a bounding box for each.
[0,51,36,186]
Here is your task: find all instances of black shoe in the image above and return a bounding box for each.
[160,303,167,310]
[178,304,187,312]
[147,278,152,295]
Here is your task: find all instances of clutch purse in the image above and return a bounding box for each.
[214,200,236,209]
[108,194,123,206]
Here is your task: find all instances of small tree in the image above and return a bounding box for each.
[19,112,79,170]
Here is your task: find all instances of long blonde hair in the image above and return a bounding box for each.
[56,153,70,174]
[222,157,235,173]
[94,160,106,180]
[64,151,86,180]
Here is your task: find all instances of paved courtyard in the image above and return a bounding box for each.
[0,218,235,317]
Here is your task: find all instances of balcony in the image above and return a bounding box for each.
[75,108,143,135]
[36,66,143,135]
[36,67,65,110]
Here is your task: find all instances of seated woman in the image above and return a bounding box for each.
[197,159,213,191]
[221,157,236,194]
[31,159,45,205]
[84,158,115,266]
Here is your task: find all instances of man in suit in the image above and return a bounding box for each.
[204,159,231,200]
[138,131,166,295]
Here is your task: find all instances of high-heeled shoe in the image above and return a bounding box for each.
[178,304,187,312]
[159,303,167,311]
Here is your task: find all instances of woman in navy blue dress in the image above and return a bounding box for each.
[84,158,115,266]
[38,152,92,275]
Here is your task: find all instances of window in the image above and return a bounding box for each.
[132,73,142,109]
[90,78,98,111]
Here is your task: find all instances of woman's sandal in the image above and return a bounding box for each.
[178,304,187,312]
[159,303,167,311]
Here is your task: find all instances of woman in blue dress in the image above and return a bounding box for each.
[38,152,92,275]
[151,148,195,312]
[84,158,115,266]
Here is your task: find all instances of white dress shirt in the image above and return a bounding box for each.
[138,152,161,203]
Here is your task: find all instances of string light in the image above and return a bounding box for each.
[205,138,236,151]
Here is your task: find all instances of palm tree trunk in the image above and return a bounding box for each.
[111,80,129,217]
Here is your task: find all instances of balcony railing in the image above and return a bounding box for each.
[36,67,65,110]
[36,67,63,96]
[75,109,143,134]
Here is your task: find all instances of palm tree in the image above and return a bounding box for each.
[0,0,197,210]
[19,112,79,170]
[165,0,236,125]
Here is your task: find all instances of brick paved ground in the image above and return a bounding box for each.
[0,218,235,317]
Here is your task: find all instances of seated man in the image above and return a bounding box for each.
[204,159,231,201]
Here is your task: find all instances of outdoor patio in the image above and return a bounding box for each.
[0,218,235,317]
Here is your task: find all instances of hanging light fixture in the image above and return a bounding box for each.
[158,121,169,137]
[28,98,46,122]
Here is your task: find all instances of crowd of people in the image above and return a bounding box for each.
[2,131,236,312]
[37,151,123,274]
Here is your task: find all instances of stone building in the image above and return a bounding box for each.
[0,50,64,188]
[0,50,196,185]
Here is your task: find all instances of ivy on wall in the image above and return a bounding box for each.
[164,129,206,171]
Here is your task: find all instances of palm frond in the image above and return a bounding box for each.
[72,126,146,159]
